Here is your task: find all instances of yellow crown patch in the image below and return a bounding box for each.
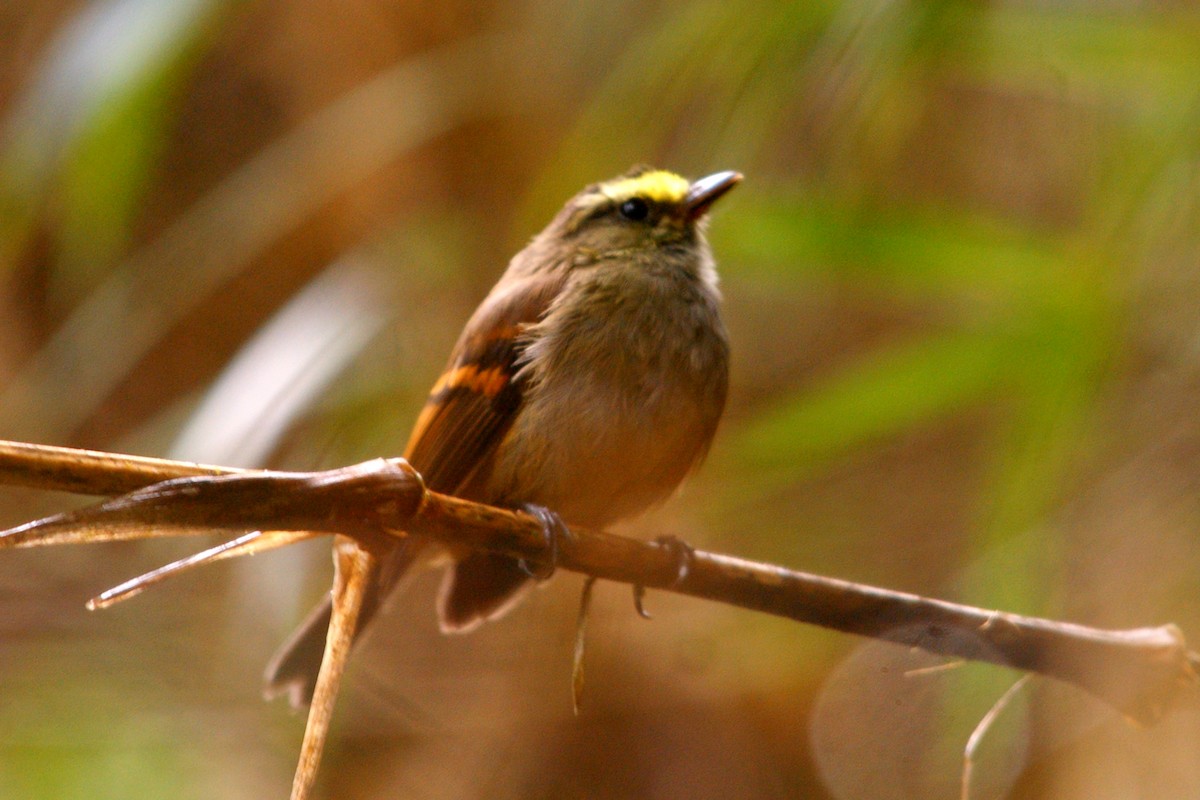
[599,170,690,205]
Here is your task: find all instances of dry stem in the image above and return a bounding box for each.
[0,439,1195,729]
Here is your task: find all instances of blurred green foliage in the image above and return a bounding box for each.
[1,1,1199,798]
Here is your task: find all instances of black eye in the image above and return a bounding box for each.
[619,197,650,221]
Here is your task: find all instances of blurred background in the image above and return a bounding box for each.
[0,0,1199,797]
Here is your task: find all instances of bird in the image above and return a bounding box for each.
[264,165,739,709]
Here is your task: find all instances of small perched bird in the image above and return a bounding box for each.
[265,166,740,708]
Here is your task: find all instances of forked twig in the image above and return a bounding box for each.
[0,439,1195,798]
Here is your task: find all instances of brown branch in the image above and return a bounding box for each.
[0,440,1195,726]
[0,439,240,493]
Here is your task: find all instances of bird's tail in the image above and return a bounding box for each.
[263,540,419,709]
[437,551,533,634]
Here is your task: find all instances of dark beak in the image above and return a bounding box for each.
[685,170,742,220]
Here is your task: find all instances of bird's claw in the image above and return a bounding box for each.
[632,535,695,620]
[518,503,570,580]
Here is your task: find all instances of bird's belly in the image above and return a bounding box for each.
[485,372,715,529]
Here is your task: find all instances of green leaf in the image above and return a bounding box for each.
[732,328,1014,478]
[0,0,231,295]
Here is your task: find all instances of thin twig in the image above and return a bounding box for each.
[572,576,599,716]
[291,538,376,800]
[87,531,314,610]
[962,674,1032,800]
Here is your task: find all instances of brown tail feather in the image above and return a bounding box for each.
[263,540,418,709]
[262,593,334,709]
[437,551,532,634]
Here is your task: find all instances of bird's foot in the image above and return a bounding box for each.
[518,503,571,580]
[633,535,695,619]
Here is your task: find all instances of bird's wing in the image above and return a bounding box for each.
[403,272,561,496]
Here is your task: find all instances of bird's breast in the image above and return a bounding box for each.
[485,267,728,528]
